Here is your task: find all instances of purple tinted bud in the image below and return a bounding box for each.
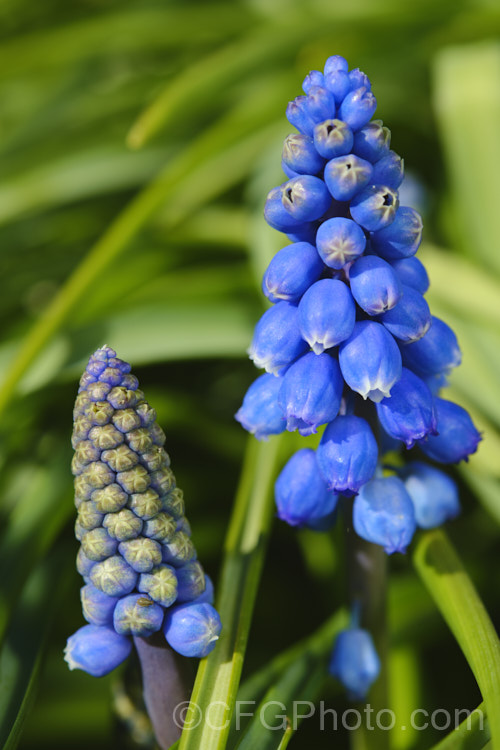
[281,160,300,179]
[304,86,336,122]
[349,255,402,314]
[285,223,317,244]
[339,87,377,131]
[324,154,373,202]
[313,119,353,159]
[302,69,325,93]
[350,184,399,231]
[391,256,429,294]
[264,186,305,232]
[81,584,119,626]
[162,531,196,566]
[371,206,423,260]
[401,461,460,529]
[249,302,308,375]
[349,68,371,91]
[298,279,356,353]
[324,69,351,104]
[317,415,378,494]
[235,373,285,440]
[113,594,165,637]
[286,96,316,136]
[262,242,324,304]
[352,120,390,162]
[378,285,431,343]
[371,151,404,189]
[281,175,331,222]
[324,55,349,75]
[316,217,366,269]
[90,555,138,597]
[375,368,437,447]
[400,317,461,377]
[164,602,222,658]
[418,398,481,464]
[77,547,96,578]
[282,133,325,175]
[175,561,206,602]
[353,476,416,554]
[275,448,338,527]
[65,624,132,677]
[329,628,380,700]
[339,321,402,401]
[81,528,118,562]
[119,538,163,573]
[278,352,344,435]
[194,574,215,605]
[138,564,178,607]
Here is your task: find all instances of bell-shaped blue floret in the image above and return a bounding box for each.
[113,593,165,636]
[248,302,308,375]
[80,584,119,626]
[324,154,373,201]
[391,256,429,294]
[378,285,431,343]
[302,69,325,93]
[371,150,404,189]
[329,628,380,700]
[64,624,132,677]
[352,120,390,162]
[286,96,316,136]
[282,133,325,175]
[375,368,437,447]
[324,55,349,75]
[353,476,416,554]
[278,352,344,435]
[349,68,371,91]
[264,186,307,232]
[350,184,399,232]
[316,217,367,270]
[401,316,461,377]
[317,415,378,494]
[339,87,377,131]
[280,175,332,222]
[324,70,351,104]
[193,574,215,605]
[339,321,402,401]
[262,242,324,304]
[304,86,336,122]
[418,398,481,464]
[275,448,339,526]
[371,206,423,260]
[349,255,402,314]
[313,119,353,159]
[175,561,206,602]
[298,278,356,353]
[235,373,285,440]
[164,602,222,658]
[401,461,460,528]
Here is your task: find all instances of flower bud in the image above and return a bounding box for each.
[65,624,132,677]
[352,120,390,162]
[304,86,336,122]
[353,476,416,554]
[248,302,308,375]
[175,561,206,602]
[329,628,380,700]
[113,594,165,636]
[278,352,344,435]
[339,321,402,401]
[375,368,437,447]
[316,217,367,269]
[401,461,460,528]
[339,87,377,131]
[313,119,353,159]
[280,175,331,222]
[282,133,325,175]
[324,154,373,202]
[401,317,461,377]
[371,150,404,189]
[348,68,371,91]
[264,186,306,232]
[302,69,325,93]
[317,415,378,494]
[324,55,349,75]
[262,242,324,304]
[418,398,481,464]
[138,564,178,607]
[286,96,316,136]
[324,70,351,104]
[235,372,285,440]
[298,279,356,353]
[164,602,222,658]
[81,584,119,626]
[275,448,338,527]
[391,256,429,294]
[349,255,402,314]
[371,206,423,260]
[378,285,431,343]
[350,184,399,231]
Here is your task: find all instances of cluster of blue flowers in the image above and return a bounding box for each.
[236,54,481,699]
[65,346,221,678]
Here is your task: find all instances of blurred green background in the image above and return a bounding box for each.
[0,0,499,748]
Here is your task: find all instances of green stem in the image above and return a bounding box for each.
[414,530,500,750]
[178,435,283,750]
[345,511,389,750]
